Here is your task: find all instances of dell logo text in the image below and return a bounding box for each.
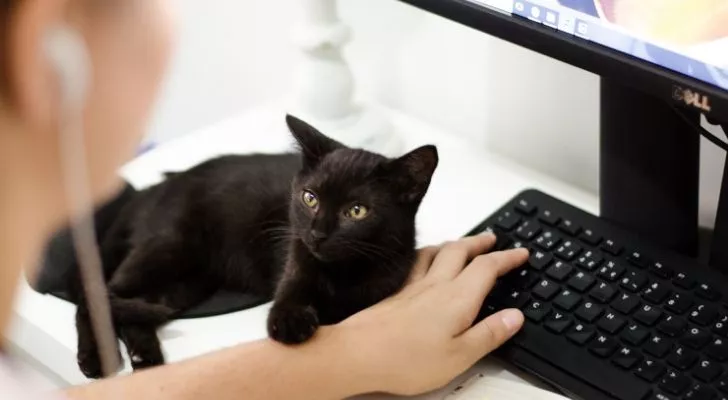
[673,85,712,112]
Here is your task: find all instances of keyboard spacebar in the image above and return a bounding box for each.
[513,324,651,400]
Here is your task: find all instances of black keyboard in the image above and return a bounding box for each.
[471,190,728,400]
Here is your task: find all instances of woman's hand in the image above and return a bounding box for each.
[334,233,529,396]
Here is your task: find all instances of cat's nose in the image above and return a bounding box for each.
[310,230,327,242]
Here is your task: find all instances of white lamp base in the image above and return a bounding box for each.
[286,104,402,156]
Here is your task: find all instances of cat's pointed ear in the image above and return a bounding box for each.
[286,115,344,169]
[388,145,439,203]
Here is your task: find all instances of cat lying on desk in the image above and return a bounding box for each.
[72,115,439,378]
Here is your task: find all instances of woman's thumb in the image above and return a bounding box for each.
[460,308,524,356]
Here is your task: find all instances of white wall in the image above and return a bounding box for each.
[147,0,725,227]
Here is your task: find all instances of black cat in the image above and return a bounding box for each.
[73,115,438,378]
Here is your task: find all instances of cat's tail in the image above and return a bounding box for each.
[109,296,175,326]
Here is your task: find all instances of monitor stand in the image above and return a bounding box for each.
[711,143,728,268]
[600,78,701,257]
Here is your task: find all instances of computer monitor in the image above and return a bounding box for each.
[398,0,728,266]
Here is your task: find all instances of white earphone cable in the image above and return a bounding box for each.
[48,27,121,379]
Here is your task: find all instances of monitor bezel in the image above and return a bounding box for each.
[397,0,728,122]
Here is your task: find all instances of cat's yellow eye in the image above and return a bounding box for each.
[302,190,319,208]
[345,205,369,220]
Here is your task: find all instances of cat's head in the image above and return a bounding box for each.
[286,115,438,263]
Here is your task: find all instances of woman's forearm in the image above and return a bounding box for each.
[64,326,368,400]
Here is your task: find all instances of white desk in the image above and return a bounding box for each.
[8,105,598,398]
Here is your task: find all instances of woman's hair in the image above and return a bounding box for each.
[0,0,16,97]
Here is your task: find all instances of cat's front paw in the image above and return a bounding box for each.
[77,346,122,379]
[129,348,164,371]
[267,304,320,344]
[77,348,103,379]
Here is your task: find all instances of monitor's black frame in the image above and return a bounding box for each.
[397,0,728,122]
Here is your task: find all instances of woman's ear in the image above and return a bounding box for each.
[8,0,71,130]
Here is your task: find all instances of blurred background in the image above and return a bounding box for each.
[146,0,725,228]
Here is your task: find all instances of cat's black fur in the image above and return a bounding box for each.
[72,115,438,378]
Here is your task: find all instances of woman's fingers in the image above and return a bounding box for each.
[447,248,529,330]
[454,248,529,304]
[426,234,497,282]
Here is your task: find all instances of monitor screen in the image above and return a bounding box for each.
[468,0,728,91]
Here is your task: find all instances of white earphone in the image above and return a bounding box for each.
[44,26,122,380]
[43,25,91,111]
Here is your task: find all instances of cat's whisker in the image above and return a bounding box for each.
[346,238,402,258]
[337,239,403,269]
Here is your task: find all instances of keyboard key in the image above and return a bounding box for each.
[620,270,648,292]
[694,359,722,383]
[666,292,694,315]
[537,209,560,226]
[713,315,728,337]
[568,271,595,292]
[515,198,537,215]
[493,233,513,251]
[612,346,642,369]
[707,338,728,361]
[575,301,603,323]
[501,290,530,308]
[697,283,722,301]
[685,384,716,400]
[682,327,712,350]
[601,239,623,256]
[589,282,617,303]
[716,376,728,394]
[650,261,674,279]
[527,250,553,271]
[554,240,581,261]
[646,335,673,357]
[533,230,561,251]
[507,239,527,250]
[523,301,551,322]
[612,292,640,314]
[647,393,680,400]
[507,269,539,290]
[554,289,581,311]
[690,304,719,326]
[660,370,691,395]
[596,312,626,334]
[598,260,625,282]
[627,250,648,268]
[578,228,602,246]
[515,220,541,241]
[515,324,651,400]
[636,359,666,382]
[634,304,663,326]
[674,272,697,290]
[667,346,698,370]
[589,334,618,358]
[544,312,573,334]
[477,302,499,320]
[658,315,687,337]
[558,219,581,236]
[622,323,650,345]
[545,261,573,281]
[495,211,521,232]
[566,323,595,345]
[643,281,671,304]
[575,250,603,271]
[533,279,560,301]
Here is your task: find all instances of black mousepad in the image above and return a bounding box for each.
[30,183,268,319]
